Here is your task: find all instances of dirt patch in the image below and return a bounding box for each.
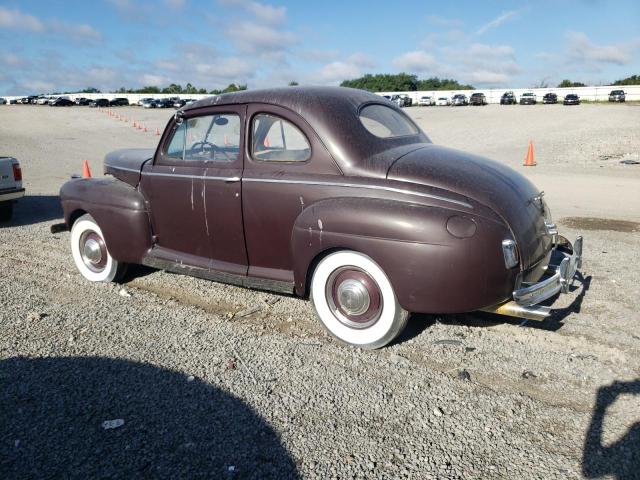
[560,217,640,232]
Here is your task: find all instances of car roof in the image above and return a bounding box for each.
[183,87,429,177]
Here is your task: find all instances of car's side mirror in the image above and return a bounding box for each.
[174,110,184,125]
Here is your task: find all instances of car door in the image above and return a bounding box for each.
[241,104,341,283]
[140,106,248,274]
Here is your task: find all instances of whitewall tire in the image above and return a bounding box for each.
[311,251,409,349]
[70,214,126,282]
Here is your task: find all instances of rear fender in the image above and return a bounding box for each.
[291,197,515,313]
[60,178,152,263]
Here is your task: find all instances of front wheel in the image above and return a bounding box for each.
[311,251,409,349]
[70,214,127,282]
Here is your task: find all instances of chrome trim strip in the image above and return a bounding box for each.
[143,171,242,182]
[103,163,140,173]
[242,177,472,208]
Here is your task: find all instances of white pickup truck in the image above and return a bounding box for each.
[0,157,24,221]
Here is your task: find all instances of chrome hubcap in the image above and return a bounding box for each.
[83,238,102,263]
[79,231,107,272]
[336,279,370,316]
[326,267,383,329]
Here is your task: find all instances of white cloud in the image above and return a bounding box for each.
[392,51,437,72]
[164,0,186,8]
[0,52,28,67]
[426,15,463,28]
[226,21,296,54]
[313,53,376,84]
[476,10,518,35]
[467,70,511,84]
[467,43,515,58]
[0,6,45,32]
[566,31,636,67]
[49,20,102,41]
[219,0,286,25]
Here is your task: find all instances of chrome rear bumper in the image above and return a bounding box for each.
[482,235,583,321]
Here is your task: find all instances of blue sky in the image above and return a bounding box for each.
[1,0,639,94]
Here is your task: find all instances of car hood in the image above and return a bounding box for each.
[104,148,155,187]
[387,144,553,269]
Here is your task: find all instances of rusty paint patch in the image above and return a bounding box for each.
[560,217,640,233]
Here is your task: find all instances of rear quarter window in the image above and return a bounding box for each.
[359,104,418,139]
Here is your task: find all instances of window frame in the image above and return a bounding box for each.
[357,102,421,140]
[248,112,312,164]
[158,110,244,167]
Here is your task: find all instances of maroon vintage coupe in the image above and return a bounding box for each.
[59,87,583,348]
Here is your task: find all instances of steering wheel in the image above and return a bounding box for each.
[190,141,218,156]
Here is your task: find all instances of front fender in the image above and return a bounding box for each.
[291,197,516,313]
[60,178,152,263]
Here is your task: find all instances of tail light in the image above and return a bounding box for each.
[502,240,519,269]
[12,163,22,182]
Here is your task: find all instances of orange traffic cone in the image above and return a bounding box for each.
[133,121,138,128]
[155,128,161,136]
[137,123,143,130]
[264,136,270,148]
[523,140,536,166]
[82,160,92,178]
[143,125,148,132]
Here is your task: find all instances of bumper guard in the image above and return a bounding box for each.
[481,235,583,321]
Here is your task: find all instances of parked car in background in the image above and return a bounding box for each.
[27,96,39,104]
[75,97,91,106]
[89,99,110,107]
[137,98,154,106]
[519,92,537,105]
[50,98,74,107]
[0,98,6,105]
[141,98,157,108]
[109,98,129,106]
[398,94,412,107]
[542,93,558,104]
[608,90,626,102]
[37,96,52,105]
[500,92,517,105]
[9,99,19,104]
[389,95,404,108]
[451,94,468,106]
[0,156,24,222]
[58,86,583,349]
[563,94,580,105]
[436,97,450,106]
[469,93,487,106]
[417,96,435,106]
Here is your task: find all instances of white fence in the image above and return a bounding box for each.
[376,84,640,104]
[2,84,639,104]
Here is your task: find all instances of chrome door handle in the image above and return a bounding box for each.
[225,176,241,183]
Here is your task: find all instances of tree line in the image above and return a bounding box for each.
[340,74,475,91]
[63,73,639,97]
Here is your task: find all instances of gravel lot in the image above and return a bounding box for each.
[1,103,639,479]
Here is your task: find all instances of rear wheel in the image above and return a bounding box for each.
[70,214,127,282]
[311,251,409,349]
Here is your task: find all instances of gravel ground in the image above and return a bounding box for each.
[1,103,639,479]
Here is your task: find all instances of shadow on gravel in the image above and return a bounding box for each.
[0,195,62,228]
[582,379,640,480]
[0,356,298,480]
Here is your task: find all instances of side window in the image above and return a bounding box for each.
[251,113,311,162]
[166,122,186,159]
[164,113,241,163]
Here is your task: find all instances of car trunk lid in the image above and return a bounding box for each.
[387,144,553,269]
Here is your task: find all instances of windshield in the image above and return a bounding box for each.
[359,104,419,138]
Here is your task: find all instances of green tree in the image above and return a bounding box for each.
[288,81,299,86]
[161,83,183,94]
[613,74,640,86]
[557,79,586,88]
